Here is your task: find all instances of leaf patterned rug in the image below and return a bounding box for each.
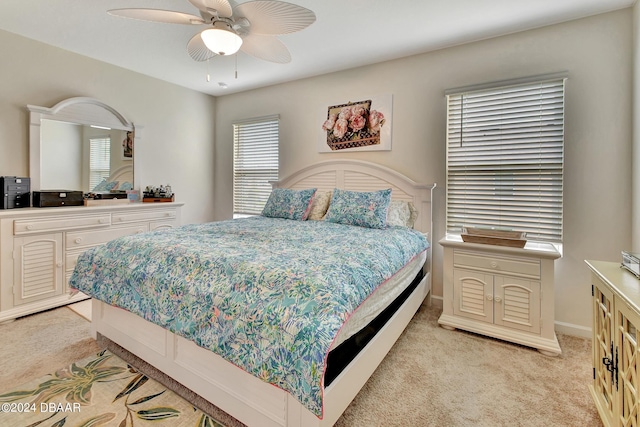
[0,349,225,427]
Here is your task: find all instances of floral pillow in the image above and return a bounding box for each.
[262,188,317,221]
[324,188,392,229]
[118,181,133,191]
[93,179,119,192]
[307,191,332,220]
[387,200,419,228]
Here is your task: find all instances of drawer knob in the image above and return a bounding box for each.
[115,217,123,222]
[490,261,498,269]
[75,238,83,244]
[26,225,34,230]
[165,213,171,217]
[99,218,108,224]
[136,229,144,234]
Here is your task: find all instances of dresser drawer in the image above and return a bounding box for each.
[112,209,176,225]
[14,214,111,235]
[66,224,148,250]
[453,250,540,279]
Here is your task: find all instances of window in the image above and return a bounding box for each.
[233,115,279,216]
[445,75,566,243]
[89,136,111,190]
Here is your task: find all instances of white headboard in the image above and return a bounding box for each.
[272,159,436,237]
[108,165,133,186]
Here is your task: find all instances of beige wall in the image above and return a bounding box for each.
[214,10,633,334]
[0,29,217,225]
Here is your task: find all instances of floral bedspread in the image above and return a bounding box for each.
[70,216,428,418]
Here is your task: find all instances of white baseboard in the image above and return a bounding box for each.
[429,294,591,339]
[429,295,443,309]
[554,320,592,339]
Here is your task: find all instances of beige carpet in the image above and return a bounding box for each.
[0,303,601,427]
[0,349,224,427]
[0,305,100,391]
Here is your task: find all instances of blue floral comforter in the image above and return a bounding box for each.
[70,216,428,417]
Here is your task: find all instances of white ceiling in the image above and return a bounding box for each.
[0,0,634,96]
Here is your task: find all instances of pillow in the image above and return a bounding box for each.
[387,200,419,228]
[307,191,332,220]
[324,188,392,229]
[93,179,119,192]
[118,181,133,191]
[262,188,317,221]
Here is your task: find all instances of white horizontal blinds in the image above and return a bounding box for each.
[446,77,565,242]
[89,137,111,190]
[233,116,279,215]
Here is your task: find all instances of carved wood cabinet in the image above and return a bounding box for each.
[586,260,640,427]
[0,202,183,323]
[439,236,561,355]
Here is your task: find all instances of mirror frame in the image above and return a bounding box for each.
[28,97,141,191]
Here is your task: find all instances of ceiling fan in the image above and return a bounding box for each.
[108,0,316,64]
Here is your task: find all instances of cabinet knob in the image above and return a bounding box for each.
[56,262,63,268]
[75,238,83,244]
[486,295,493,301]
[494,296,503,303]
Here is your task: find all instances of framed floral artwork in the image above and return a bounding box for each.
[318,94,392,152]
[122,130,133,160]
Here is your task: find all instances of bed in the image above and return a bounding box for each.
[91,164,133,192]
[73,160,435,427]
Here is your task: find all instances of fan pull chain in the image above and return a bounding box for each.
[206,59,211,82]
[235,54,238,79]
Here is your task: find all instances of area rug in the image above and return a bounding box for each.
[0,349,225,427]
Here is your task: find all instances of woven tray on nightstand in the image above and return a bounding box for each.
[461,227,527,248]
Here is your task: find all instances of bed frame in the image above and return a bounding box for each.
[106,164,133,186]
[90,159,435,427]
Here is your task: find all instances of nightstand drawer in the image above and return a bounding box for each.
[453,250,540,279]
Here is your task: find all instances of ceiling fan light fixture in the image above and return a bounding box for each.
[201,22,243,56]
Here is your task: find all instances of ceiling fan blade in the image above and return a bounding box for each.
[187,32,218,62]
[235,1,315,35]
[240,34,291,63]
[188,0,233,18]
[108,9,205,25]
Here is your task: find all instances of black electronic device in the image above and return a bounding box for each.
[33,190,83,207]
[1,176,30,209]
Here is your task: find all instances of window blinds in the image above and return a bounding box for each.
[233,116,279,215]
[445,77,565,242]
[89,137,111,190]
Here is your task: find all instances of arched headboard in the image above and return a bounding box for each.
[272,159,435,236]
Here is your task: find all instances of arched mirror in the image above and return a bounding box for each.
[28,97,140,192]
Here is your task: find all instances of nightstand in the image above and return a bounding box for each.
[439,235,561,356]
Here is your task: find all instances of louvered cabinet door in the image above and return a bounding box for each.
[452,268,493,324]
[13,233,63,306]
[493,276,541,334]
[615,297,640,427]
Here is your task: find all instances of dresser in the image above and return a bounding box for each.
[0,202,183,323]
[586,260,640,427]
[439,235,562,355]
